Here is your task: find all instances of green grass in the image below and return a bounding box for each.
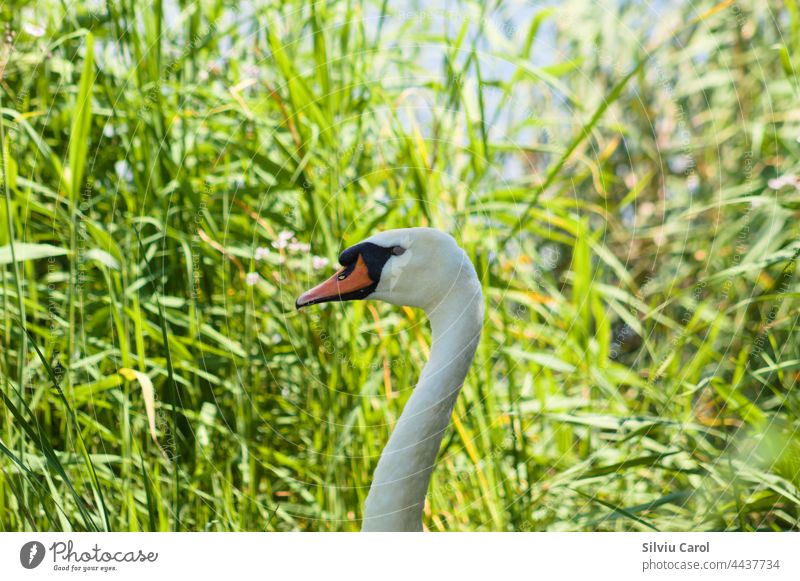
[1,0,799,531]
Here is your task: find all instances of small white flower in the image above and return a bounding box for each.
[768,175,799,190]
[254,247,269,261]
[245,272,260,286]
[272,230,294,249]
[312,256,329,270]
[271,333,281,344]
[114,160,132,182]
[288,241,310,253]
[23,23,45,38]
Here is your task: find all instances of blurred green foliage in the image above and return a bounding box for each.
[0,0,799,531]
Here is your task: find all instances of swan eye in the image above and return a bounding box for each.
[391,246,406,256]
[337,272,347,281]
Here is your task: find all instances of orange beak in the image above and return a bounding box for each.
[296,255,375,309]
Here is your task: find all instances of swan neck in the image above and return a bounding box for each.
[361,279,482,531]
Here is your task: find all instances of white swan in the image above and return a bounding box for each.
[296,227,483,531]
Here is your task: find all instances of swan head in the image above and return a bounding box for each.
[295,227,477,312]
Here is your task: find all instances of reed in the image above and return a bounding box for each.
[0,0,798,531]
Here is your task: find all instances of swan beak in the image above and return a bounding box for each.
[296,255,375,309]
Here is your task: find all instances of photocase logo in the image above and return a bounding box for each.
[20,541,46,569]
